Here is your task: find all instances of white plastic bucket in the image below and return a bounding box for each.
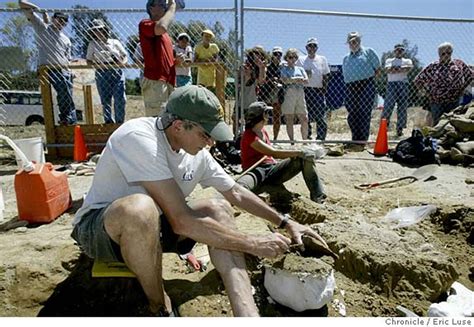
[12,137,45,169]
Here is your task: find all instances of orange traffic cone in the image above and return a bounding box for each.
[373,118,388,156]
[73,125,88,162]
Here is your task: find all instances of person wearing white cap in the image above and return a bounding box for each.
[382,43,413,136]
[86,19,128,124]
[296,37,330,140]
[71,85,330,317]
[174,32,193,87]
[139,0,184,117]
[19,0,77,125]
[260,46,284,140]
[342,31,381,144]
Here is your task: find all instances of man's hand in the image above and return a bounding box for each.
[249,233,291,258]
[285,219,329,250]
[175,53,185,66]
[167,0,176,9]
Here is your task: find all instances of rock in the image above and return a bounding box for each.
[465,178,474,184]
[455,141,474,155]
[436,149,451,160]
[263,254,335,312]
[450,118,474,134]
[327,144,344,156]
[450,147,465,163]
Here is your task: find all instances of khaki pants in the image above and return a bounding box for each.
[142,78,174,117]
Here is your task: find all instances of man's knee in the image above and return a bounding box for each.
[107,194,160,234]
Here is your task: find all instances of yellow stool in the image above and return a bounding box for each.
[92,260,136,278]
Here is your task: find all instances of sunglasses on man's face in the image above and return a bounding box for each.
[287,56,298,60]
[440,50,452,56]
[306,44,317,48]
[273,52,282,57]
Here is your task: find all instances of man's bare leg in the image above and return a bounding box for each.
[103,194,170,314]
[190,199,259,317]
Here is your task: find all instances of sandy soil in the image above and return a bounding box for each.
[0,146,472,317]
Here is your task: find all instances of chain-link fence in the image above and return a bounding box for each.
[244,8,473,142]
[0,5,473,158]
[0,6,238,154]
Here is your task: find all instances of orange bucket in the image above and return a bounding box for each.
[14,162,72,224]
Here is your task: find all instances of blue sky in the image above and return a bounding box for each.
[6,0,472,19]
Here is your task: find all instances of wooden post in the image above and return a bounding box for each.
[83,85,94,124]
[215,63,227,117]
[39,66,57,158]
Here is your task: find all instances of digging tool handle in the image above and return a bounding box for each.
[356,176,414,189]
[234,156,267,182]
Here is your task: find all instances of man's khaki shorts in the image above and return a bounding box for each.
[142,78,174,117]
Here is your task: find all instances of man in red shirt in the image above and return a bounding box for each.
[139,0,184,117]
[239,102,326,203]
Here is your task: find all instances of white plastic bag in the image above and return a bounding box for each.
[383,205,437,228]
[302,145,327,160]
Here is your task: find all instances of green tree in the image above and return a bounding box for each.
[377,39,423,106]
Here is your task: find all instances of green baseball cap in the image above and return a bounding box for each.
[165,85,233,141]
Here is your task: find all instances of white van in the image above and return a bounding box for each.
[0,90,83,126]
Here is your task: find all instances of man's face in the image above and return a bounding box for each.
[438,48,452,63]
[202,33,213,44]
[348,38,361,52]
[272,51,282,63]
[52,17,68,30]
[394,47,405,58]
[179,121,214,155]
[178,38,189,49]
[306,43,318,56]
[148,0,166,18]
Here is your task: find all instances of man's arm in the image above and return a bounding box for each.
[142,178,291,257]
[154,0,176,36]
[250,138,301,159]
[222,184,330,247]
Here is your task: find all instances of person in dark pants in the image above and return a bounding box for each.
[297,37,330,140]
[342,32,380,145]
[238,101,326,203]
[382,43,413,137]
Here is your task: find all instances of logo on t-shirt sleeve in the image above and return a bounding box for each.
[182,169,194,181]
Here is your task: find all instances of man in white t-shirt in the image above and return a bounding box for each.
[297,38,331,140]
[72,85,329,317]
[382,43,413,136]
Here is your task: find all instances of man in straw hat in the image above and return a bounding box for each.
[72,85,329,317]
[194,29,220,92]
[19,0,77,125]
[342,31,381,146]
[139,0,185,116]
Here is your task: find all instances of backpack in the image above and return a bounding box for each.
[390,129,439,166]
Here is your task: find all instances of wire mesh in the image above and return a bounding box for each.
[0,5,473,153]
[243,8,473,142]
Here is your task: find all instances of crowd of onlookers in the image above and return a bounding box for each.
[240,35,473,144]
[19,0,473,144]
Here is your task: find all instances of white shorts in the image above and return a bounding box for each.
[282,87,307,116]
[142,78,174,117]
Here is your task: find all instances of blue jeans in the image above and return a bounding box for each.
[304,87,328,140]
[345,77,376,141]
[95,69,126,124]
[48,68,77,125]
[176,75,192,87]
[382,81,409,131]
[430,101,458,126]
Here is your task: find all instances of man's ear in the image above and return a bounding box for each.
[171,119,184,132]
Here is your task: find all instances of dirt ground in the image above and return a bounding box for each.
[0,141,472,317]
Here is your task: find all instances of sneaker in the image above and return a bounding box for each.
[310,193,327,204]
